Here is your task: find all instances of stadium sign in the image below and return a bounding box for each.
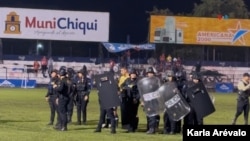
[150,15,250,46]
[0,7,110,42]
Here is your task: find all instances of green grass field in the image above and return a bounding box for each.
[0,88,244,141]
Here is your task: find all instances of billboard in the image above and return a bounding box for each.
[0,7,109,42]
[150,15,250,46]
[0,79,36,88]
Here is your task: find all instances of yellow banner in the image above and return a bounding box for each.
[149,15,250,46]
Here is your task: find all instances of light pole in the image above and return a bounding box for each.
[36,42,43,56]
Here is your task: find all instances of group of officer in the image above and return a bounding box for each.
[45,66,91,131]
[44,64,206,134]
[115,65,205,135]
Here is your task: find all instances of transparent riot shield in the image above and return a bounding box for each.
[137,76,163,117]
[158,82,191,121]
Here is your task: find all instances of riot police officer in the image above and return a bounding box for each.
[183,72,203,125]
[121,68,140,132]
[144,66,160,134]
[232,73,250,125]
[175,70,187,133]
[94,103,117,134]
[94,71,117,134]
[75,69,91,125]
[162,70,178,134]
[45,69,60,126]
[66,68,76,123]
[54,68,69,131]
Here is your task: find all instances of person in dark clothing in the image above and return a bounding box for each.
[118,66,130,129]
[183,72,204,125]
[65,69,76,124]
[232,73,250,125]
[162,70,178,134]
[53,68,69,131]
[94,98,117,134]
[75,69,91,125]
[45,69,60,126]
[143,67,160,134]
[121,68,140,133]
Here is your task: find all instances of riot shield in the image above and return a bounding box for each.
[137,76,163,117]
[186,82,215,120]
[95,72,120,109]
[158,82,191,121]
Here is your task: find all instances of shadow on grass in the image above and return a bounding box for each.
[72,127,97,130]
[0,120,40,123]
[68,119,99,126]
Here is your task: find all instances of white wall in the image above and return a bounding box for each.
[0,60,248,85]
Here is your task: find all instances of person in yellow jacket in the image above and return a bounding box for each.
[118,66,130,129]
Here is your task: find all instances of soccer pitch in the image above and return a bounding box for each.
[0,88,243,141]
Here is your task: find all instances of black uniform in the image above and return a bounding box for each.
[232,76,250,125]
[162,70,179,134]
[174,71,187,133]
[183,73,204,125]
[66,76,75,123]
[54,69,69,131]
[121,75,140,132]
[75,71,91,125]
[66,68,77,123]
[45,76,60,125]
[145,67,160,134]
[94,99,117,134]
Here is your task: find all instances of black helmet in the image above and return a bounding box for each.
[82,65,88,74]
[77,69,85,74]
[192,73,200,80]
[146,67,155,74]
[59,66,67,71]
[67,68,75,78]
[59,68,67,76]
[67,68,74,73]
[129,68,138,75]
[50,69,58,74]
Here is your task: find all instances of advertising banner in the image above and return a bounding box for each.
[102,42,155,53]
[150,15,250,46]
[0,79,36,88]
[215,82,234,93]
[0,7,109,42]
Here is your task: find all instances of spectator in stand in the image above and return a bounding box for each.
[47,57,54,78]
[166,55,172,70]
[41,56,48,78]
[109,59,115,73]
[159,53,166,71]
[33,60,40,77]
[177,57,182,65]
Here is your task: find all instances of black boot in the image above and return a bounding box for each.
[94,128,101,133]
[111,127,116,134]
[61,126,67,131]
[244,118,248,125]
[146,128,155,134]
[67,116,72,123]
